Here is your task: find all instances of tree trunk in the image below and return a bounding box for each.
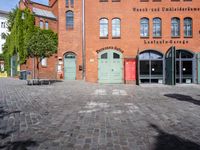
[36,57,40,79]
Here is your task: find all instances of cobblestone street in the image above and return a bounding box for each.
[0,78,200,150]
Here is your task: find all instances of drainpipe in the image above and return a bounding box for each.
[82,0,86,80]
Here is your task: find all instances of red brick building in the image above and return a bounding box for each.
[20,0,200,84]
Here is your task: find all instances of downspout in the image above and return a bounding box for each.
[82,0,86,80]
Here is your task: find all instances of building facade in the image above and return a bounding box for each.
[0,10,9,77]
[19,0,200,84]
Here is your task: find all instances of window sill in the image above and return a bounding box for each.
[66,27,74,30]
[41,66,48,68]
[153,36,162,39]
[112,37,121,39]
[100,36,108,39]
[140,36,149,39]
[184,36,193,38]
[171,36,180,38]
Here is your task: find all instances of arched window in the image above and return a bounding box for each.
[153,18,161,37]
[45,21,48,30]
[112,18,120,37]
[184,18,192,37]
[140,18,149,37]
[39,20,44,29]
[171,17,180,37]
[66,11,74,29]
[100,18,108,37]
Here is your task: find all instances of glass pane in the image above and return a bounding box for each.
[65,54,75,58]
[150,52,163,59]
[113,53,120,59]
[101,53,107,59]
[140,61,149,75]
[151,61,163,76]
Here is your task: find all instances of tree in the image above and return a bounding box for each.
[26,29,58,79]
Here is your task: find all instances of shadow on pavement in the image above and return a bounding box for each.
[150,124,200,150]
[0,139,38,150]
[164,94,200,106]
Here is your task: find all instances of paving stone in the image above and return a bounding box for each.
[0,78,200,149]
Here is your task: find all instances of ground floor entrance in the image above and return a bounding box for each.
[139,50,164,84]
[139,48,196,85]
[64,53,76,80]
[98,50,123,83]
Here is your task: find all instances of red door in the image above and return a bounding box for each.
[125,59,136,83]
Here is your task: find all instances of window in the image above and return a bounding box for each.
[184,18,192,37]
[1,33,6,40]
[101,53,108,59]
[45,21,49,29]
[66,0,69,6]
[140,18,149,37]
[100,18,108,38]
[66,11,74,29]
[1,22,6,28]
[153,18,161,37]
[112,18,121,38]
[70,0,74,7]
[113,53,120,59]
[171,17,180,37]
[39,20,44,29]
[41,58,47,67]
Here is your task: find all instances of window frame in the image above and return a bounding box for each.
[99,18,109,38]
[112,18,121,38]
[184,17,192,38]
[140,17,149,38]
[171,17,180,38]
[66,11,74,29]
[153,17,162,37]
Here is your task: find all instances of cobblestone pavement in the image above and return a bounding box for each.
[0,78,200,150]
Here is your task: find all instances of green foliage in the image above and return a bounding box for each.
[2,7,58,76]
[27,29,57,59]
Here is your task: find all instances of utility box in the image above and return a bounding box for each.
[124,59,136,84]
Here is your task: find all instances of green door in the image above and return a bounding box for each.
[64,53,76,80]
[198,53,200,84]
[165,46,176,85]
[98,50,123,83]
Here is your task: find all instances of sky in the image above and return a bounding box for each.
[0,0,48,12]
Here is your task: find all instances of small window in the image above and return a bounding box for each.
[140,18,149,37]
[100,18,108,38]
[171,17,180,37]
[184,18,192,37]
[1,33,6,40]
[70,0,74,7]
[101,53,108,59]
[1,22,6,28]
[153,18,161,37]
[65,54,75,59]
[66,0,69,6]
[45,21,49,29]
[39,20,44,29]
[41,58,47,67]
[66,11,74,29]
[112,18,121,38]
[113,53,120,59]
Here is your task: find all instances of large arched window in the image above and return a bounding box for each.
[112,18,121,37]
[184,18,192,37]
[153,18,161,37]
[100,18,108,37]
[66,11,74,29]
[171,17,180,37]
[140,18,149,37]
